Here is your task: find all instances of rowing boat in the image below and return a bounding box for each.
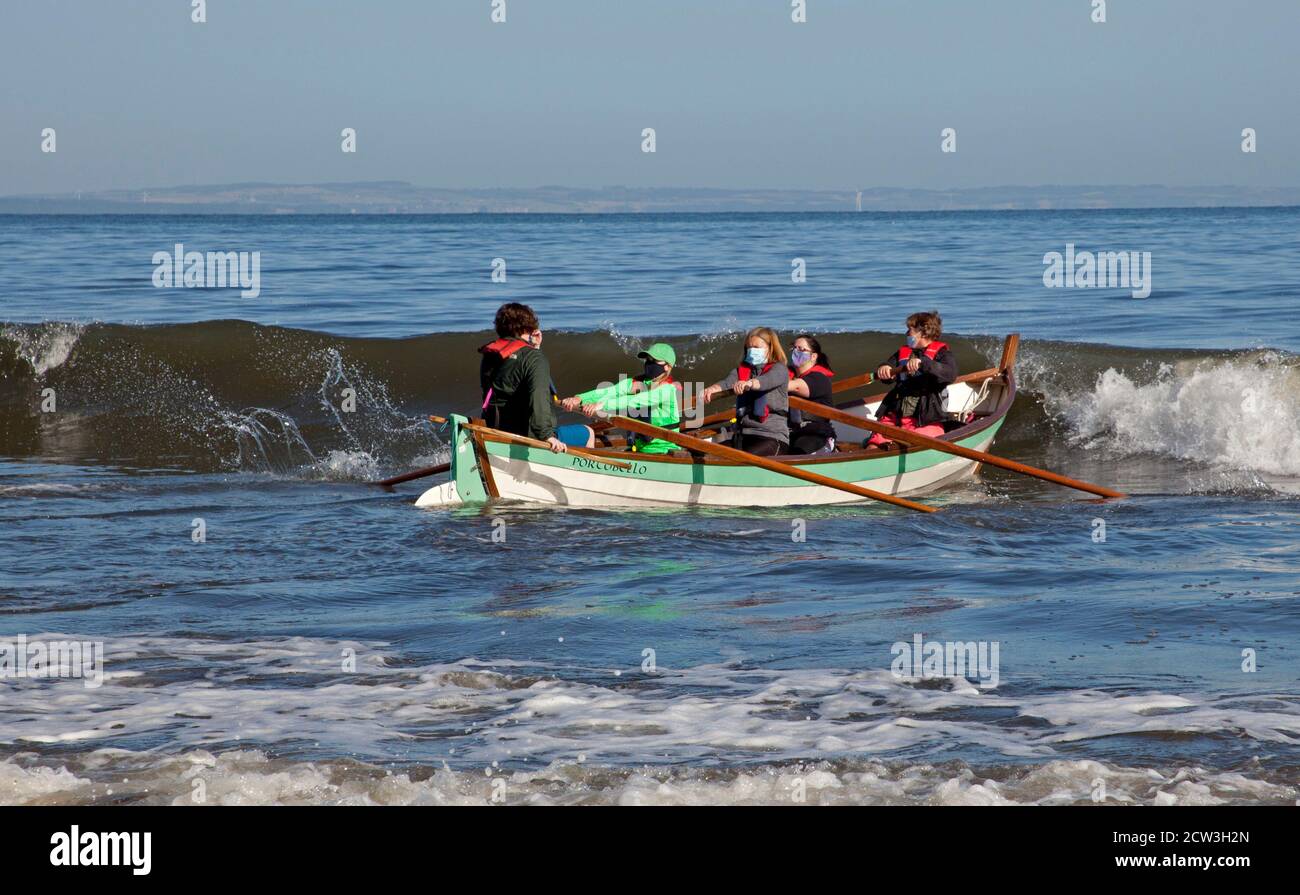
[415,336,1018,509]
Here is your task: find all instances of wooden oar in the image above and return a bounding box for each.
[462,422,634,470]
[372,413,632,486]
[676,366,997,436]
[585,368,878,436]
[602,414,935,513]
[787,395,1125,499]
[590,334,1014,434]
[370,461,451,487]
[681,370,880,429]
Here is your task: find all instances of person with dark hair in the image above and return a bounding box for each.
[864,311,958,448]
[478,302,580,452]
[787,334,837,455]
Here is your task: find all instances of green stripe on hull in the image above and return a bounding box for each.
[479,418,1004,489]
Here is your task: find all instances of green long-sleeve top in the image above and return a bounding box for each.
[575,376,681,454]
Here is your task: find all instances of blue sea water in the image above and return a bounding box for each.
[1,209,1298,805]
[2,208,1298,348]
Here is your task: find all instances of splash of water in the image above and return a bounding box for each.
[1051,352,1300,477]
[1,322,85,376]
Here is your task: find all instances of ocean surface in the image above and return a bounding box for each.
[1,209,1298,805]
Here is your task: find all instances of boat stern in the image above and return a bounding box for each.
[414,414,487,507]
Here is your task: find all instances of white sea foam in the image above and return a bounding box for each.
[0,483,98,497]
[312,450,381,480]
[1,633,1297,801]
[1052,353,1300,478]
[1,749,1293,807]
[1,322,84,376]
[1,633,1296,805]
[0,760,89,802]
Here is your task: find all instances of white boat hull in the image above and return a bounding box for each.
[416,432,995,508]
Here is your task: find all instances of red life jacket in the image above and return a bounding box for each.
[795,363,835,380]
[479,338,531,361]
[788,363,835,432]
[897,341,947,362]
[478,338,533,410]
[895,340,947,384]
[737,363,784,422]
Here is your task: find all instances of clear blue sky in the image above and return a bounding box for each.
[2,0,1297,193]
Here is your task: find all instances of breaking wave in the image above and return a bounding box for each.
[2,320,1296,488]
[1056,353,1300,478]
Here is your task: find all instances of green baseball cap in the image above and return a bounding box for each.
[637,342,677,366]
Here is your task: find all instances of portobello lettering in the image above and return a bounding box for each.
[570,456,647,475]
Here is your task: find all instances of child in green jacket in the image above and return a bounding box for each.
[557,343,681,453]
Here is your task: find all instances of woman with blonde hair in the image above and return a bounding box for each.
[700,327,791,456]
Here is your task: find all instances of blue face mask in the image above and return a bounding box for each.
[745,347,768,367]
[790,349,812,367]
[906,334,919,349]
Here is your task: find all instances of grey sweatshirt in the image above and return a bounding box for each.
[716,364,790,444]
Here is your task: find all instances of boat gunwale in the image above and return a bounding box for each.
[474,369,1018,468]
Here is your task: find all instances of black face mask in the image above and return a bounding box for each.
[643,362,667,380]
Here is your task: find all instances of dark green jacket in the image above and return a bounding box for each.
[479,344,557,440]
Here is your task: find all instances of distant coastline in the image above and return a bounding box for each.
[3,182,1299,214]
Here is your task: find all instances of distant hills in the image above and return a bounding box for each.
[3,181,1299,213]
